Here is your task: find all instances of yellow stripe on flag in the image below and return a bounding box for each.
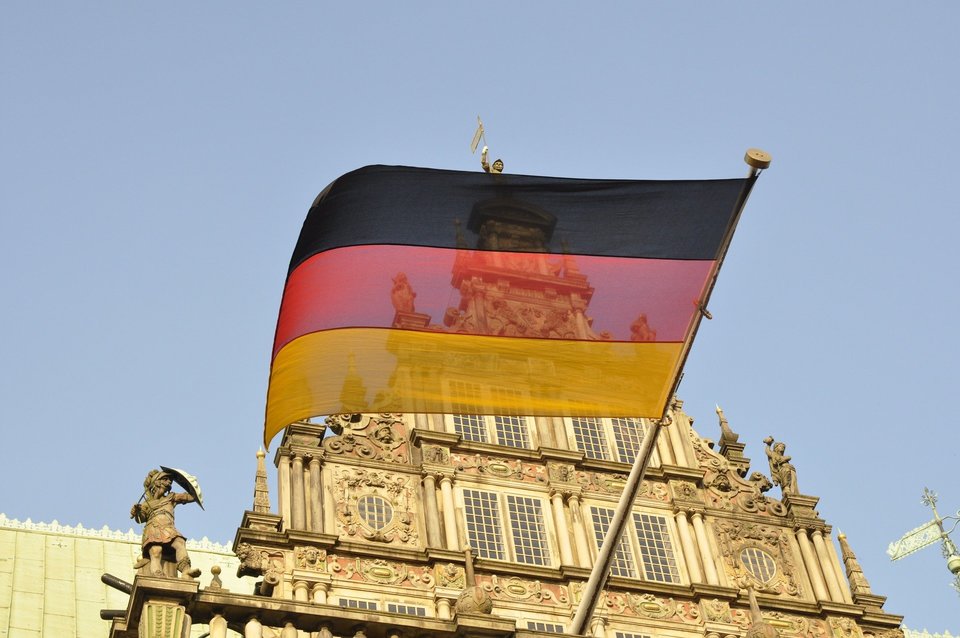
[265,328,682,446]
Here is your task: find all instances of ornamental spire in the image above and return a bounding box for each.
[837,530,873,595]
[253,447,271,514]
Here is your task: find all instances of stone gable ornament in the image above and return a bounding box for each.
[763,437,798,495]
[130,467,204,578]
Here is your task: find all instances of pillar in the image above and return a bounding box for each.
[293,580,309,602]
[309,457,323,532]
[291,454,306,530]
[812,529,844,602]
[209,615,228,638]
[422,472,443,547]
[278,452,291,529]
[312,582,329,604]
[666,419,688,466]
[550,489,575,565]
[674,509,703,583]
[690,511,720,585]
[567,493,592,568]
[439,474,459,550]
[245,617,263,638]
[281,622,297,638]
[796,527,829,600]
[436,597,453,620]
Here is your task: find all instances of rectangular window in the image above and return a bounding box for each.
[339,598,378,611]
[615,632,652,638]
[611,417,645,463]
[387,603,427,616]
[453,413,488,443]
[463,489,505,560]
[506,495,549,566]
[494,415,530,448]
[572,417,609,460]
[590,506,635,577]
[633,512,681,583]
[527,622,565,633]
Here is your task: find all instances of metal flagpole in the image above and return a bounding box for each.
[569,149,771,636]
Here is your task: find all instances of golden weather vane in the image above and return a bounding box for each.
[471,116,503,174]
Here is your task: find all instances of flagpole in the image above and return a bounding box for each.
[568,149,770,636]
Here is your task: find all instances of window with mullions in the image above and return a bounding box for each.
[527,622,565,633]
[339,598,378,611]
[615,632,652,638]
[590,506,681,583]
[387,603,428,617]
[446,381,533,448]
[570,417,656,465]
[463,489,551,566]
[589,506,636,577]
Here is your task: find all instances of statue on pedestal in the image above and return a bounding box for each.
[762,437,798,495]
[130,467,204,578]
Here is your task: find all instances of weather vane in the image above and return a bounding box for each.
[471,116,503,174]
[887,487,960,596]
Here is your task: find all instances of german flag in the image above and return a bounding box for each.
[265,165,753,446]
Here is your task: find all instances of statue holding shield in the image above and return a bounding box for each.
[130,466,204,578]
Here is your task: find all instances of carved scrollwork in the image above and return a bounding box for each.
[715,521,802,597]
[334,468,419,546]
[323,414,408,463]
[702,598,731,622]
[294,546,327,571]
[452,453,546,483]
[477,574,568,605]
[829,618,864,638]
[435,562,466,589]
[576,471,668,501]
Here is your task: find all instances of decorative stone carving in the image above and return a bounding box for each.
[334,468,418,545]
[672,480,700,502]
[576,471,668,501]
[477,574,568,605]
[604,592,699,623]
[323,414,409,464]
[130,468,203,578]
[326,555,434,588]
[829,618,864,638]
[435,562,466,589]
[764,436,799,495]
[294,546,327,571]
[391,273,417,313]
[455,586,494,614]
[715,521,802,596]
[547,462,576,483]
[703,598,732,623]
[235,542,283,588]
[732,610,829,638]
[451,453,546,483]
[422,445,449,465]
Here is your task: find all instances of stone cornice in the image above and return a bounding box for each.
[537,447,584,463]
[411,429,460,447]
[660,464,706,482]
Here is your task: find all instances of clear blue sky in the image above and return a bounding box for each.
[2,2,958,631]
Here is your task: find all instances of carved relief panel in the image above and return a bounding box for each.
[715,521,802,597]
[333,468,420,546]
[323,413,409,464]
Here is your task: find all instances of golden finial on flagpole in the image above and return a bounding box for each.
[471,116,503,174]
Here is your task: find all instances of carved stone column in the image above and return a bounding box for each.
[550,489,575,565]
[826,532,854,604]
[422,472,443,547]
[293,580,309,602]
[690,510,720,585]
[245,616,263,638]
[312,581,329,604]
[308,456,323,532]
[278,452,291,530]
[281,622,297,638]
[209,614,228,638]
[674,509,703,583]
[666,419,689,466]
[139,600,187,638]
[655,428,675,465]
[566,493,592,567]
[589,614,606,638]
[439,474,459,550]
[436,597,453,620]
[796,527,829,600]
[811,529,844,602]
[291,454,306,530]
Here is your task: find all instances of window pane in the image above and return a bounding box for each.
[494,415,530,448]
[611,417,645,463]
[453,414,488,443]
[356,495,393,530]
[590,506,635,577]
[507,495,549,566]
[463,489,504,560]
[633,512,680,583]
[572,417,609,460]
[740,547,777,583]
[528,622,565,633]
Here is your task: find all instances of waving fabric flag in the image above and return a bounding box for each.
[265,164,752,446]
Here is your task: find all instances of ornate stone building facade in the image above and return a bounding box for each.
[105,204,903,638]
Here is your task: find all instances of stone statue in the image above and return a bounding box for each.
[480,145,504,174]
[763,437,798,495]
[629,313,657,342]
[390,273,417,313]
[130,469,202,578]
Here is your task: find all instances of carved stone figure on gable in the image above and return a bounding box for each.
[130,468,203,578]
[763,436,798,495]
[390,273,417,313]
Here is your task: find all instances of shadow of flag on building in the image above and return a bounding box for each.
[264,164,754,447]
